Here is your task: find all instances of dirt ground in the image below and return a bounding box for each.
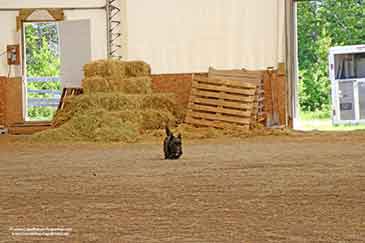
[0,132,364,243]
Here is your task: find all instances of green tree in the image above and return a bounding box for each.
[297,0,365,113]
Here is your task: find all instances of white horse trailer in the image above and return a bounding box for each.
[329,44,365,125]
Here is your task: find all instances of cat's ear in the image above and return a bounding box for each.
[165,126,172,136]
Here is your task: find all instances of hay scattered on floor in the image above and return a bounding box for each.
[34,91,178,143]
[34,110,140,143]
[175,124,224,139]
[146,124,294,140]
[34,108,176,143]
[52,92,177,128]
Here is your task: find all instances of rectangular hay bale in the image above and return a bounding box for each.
[83,59,127,79]
[126,61,151,77]
[82,76,152,94]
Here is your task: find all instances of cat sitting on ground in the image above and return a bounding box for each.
[163,127,182,160]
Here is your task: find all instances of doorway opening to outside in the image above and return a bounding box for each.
[295,0,365,131]
[23,21,61,121]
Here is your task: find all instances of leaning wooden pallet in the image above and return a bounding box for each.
[185,76,258,129]
[250,94,259,128]
[56,87,83,112]
[208,67,265,123]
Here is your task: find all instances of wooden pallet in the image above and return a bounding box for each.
[56,88,83,112]
[185,76,258,129]
[208,67,265,123]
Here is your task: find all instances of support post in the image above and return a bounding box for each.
[106,0,122,59]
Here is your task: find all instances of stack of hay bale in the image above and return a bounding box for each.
[33,60,178,143]
[82,60,153,94]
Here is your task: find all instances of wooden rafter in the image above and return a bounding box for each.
[16,8,65,31]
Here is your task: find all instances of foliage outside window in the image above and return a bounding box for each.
[25,22,61,120]
[297,0,365,119]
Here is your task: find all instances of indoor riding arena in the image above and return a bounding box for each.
[0,0,364,242]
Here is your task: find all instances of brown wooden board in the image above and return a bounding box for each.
[8,121,51,135]
[185,76,257,129]
[4,77,23,126]
[0,77,6,126]
[185,116,249,129]
[194,76,257,89]
[191,89,255,103]
[190,103,252,117]
[192,82,256,96]
[209,67,264,83]
[251,93,260,127]
[188,111,251,125]
[192,97,253,110]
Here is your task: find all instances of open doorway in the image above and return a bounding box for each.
[23,21,61,121]
[295,0,365,131]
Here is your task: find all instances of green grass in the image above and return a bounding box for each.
[27,107,57,121]
[300,110,331,120]
[298,110,365,131]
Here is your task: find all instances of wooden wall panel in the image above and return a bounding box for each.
[276,73,287,126]
[4,77,23,125]
[151,73,208,107]
[263,70,287,126]
[0,76,6,126]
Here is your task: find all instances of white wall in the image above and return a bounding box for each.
[125,0,286,73]
[0,0,107,76]
[0,11,21,76]
[0,0,286,75]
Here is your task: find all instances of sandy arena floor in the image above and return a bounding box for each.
[0,133,364,242]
